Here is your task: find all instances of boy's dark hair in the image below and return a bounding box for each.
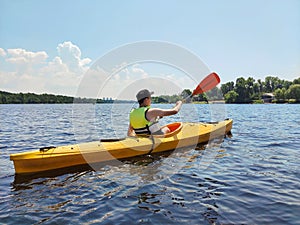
[138,97,148,105]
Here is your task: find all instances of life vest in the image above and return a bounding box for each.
[130,106,160,135]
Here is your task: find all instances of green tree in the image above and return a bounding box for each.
[257,79,263,92]
[152,96,168,103]
[264,76,275,92]
[274,88,286,102]
[253,82,260,95]
[170,94,181,103]
[286,84,300,101]
[293,77,300,84]
[235,77,251,103]
[24,93,40,103]
[205,87,223,100]
[264,76,283,92]
[221,81,234,95]
[246,77,255,99]
[179,89,191,102]
[181,89,192,98]
[0,92,5,103]
[282,80,292,89]
[224,90,238,103]
[193,93,208,102]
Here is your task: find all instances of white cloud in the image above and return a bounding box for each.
[0,48,6,57]
[6,48,48,64]
[132,64,149,78]
[57,41,91,73]
[0,43,195,98]
[41,56,68,74]
[0,42,92,96]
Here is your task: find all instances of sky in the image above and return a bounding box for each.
[0,0,299,98]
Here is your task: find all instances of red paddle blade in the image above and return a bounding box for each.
[192,72,220,96]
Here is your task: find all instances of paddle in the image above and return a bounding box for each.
[184,72,220,101]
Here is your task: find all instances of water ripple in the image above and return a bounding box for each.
[0,104,299,224]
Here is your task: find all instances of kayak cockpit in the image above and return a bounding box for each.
[132,122,183,138]
[152,122,183,138]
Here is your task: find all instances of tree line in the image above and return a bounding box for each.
[0,91,72,104]
[1,76,299,104]
[0,91,115,104]
[220,76,300,103]
[152,76,300,104]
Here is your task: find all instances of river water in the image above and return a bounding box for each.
[0,104,299,224]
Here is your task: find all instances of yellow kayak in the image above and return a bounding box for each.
[10,119,233,174]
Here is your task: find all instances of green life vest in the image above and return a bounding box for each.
[130,106,160,135]
[129,106,151,133]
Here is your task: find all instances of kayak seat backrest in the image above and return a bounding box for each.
[153,122,183,138]
[166,122,182,132]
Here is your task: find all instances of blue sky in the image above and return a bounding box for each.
[0,0,299,97]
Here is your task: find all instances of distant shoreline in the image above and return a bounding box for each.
[1,90,299,104]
